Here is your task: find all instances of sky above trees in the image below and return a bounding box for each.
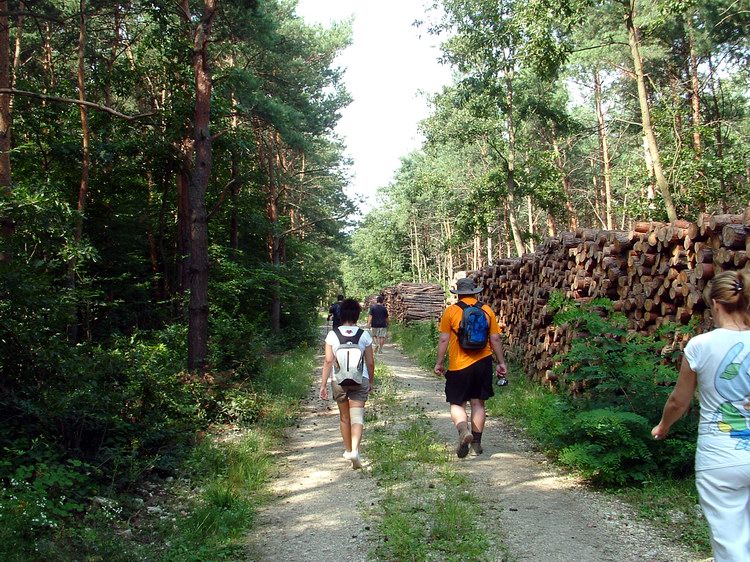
[295,0,452,212]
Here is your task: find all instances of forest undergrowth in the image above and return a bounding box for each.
[0,348,316,562]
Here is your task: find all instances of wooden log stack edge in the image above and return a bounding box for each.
[466,214,750,382]
[379,282,445,324]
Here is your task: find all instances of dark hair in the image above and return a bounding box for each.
[376,295,384,304]
[336,294,344,301]
[339,298,361,324]
[705,270,750,323]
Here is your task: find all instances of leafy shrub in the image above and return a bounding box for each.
[558,408,656,486]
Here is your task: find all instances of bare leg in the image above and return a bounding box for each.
[349,399,365,453]
[450,402,473,458]
[469,399,486,454]
[469,399,486,433]
[450,403,469,428]
[337,401,352,453]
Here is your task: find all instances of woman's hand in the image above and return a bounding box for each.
[319,383,328,401]
[651,424,668,440]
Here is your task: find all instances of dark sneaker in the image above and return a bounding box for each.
[471,442,483,455]
[456,428,473,458]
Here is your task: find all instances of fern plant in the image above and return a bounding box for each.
[552,296,683,420]
[558,408,656,486]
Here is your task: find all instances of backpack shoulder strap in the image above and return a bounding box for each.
[334,329,347,344]
[352,328,363,344]
[456,301,468,310]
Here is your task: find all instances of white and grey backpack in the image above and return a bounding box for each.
[333,329,365,386]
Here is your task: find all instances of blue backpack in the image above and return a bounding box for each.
[455,301,490,350]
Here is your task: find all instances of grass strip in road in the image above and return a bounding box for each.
[366,364,500,562]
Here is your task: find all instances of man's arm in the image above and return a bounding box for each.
[489,333,507,377]
[434,332,450,375]
[367,313,373,329]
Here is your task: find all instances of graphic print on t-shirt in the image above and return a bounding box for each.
[713,342,750,449]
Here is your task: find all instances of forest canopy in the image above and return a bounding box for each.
[345,0,750,297]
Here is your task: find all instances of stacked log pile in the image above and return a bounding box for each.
[381,282,445,323]
[471,213,750,381]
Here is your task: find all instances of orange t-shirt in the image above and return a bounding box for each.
[439,297,502,372]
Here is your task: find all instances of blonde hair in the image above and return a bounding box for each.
[705,270,750,323]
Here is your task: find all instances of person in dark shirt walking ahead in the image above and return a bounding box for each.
[367,295,389,354]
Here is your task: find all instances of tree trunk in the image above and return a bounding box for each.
[0,0,11,262]
[707,53,726,210]
[176,166,191,293]
[66,0,91,342]
[186,0,217,371]
[687,17,702,157]
[526,195,535,253]
[625,3,677,222]
[505,78,525,257]
[0,0,11,190]
[594,69,614,229]
[551,128,578,230]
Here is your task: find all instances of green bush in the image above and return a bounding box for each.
[550,294,698,481]
[558,408,656,486]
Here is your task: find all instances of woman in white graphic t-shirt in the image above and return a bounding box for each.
[653,270,750,562]
[320,298,375,470]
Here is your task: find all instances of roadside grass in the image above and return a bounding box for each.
[12,348,316,562]
[366,364,503,562]
[388,321,438,371]
[392,322,712,558]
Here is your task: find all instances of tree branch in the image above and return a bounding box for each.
[0,88,155,120]
[281,212,348,237]
[207,178,237,221]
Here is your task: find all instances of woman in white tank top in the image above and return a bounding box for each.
[653,270,750,562]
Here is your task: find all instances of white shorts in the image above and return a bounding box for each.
[695,463,750,562]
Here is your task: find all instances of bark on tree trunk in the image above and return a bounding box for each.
[0,0,11,190]
[186,0,217,371]
[625,3,677,222]
[505,81,525,257]
[594,69,614,229]
[0,0,12,262]
[551,128,578,230]
[687,17,702,158]
[66,0,91,342]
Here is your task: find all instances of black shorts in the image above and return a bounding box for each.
[444,356,494,405]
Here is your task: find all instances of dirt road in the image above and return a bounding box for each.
[246,341,710,562]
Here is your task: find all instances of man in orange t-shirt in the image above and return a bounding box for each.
[434,277,507,458]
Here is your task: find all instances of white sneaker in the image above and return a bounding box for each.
[350,451,362,469]
[343,450,353,460]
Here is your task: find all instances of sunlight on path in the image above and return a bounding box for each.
[245,349,378,562]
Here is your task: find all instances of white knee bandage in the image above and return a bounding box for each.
[350,407,364,426]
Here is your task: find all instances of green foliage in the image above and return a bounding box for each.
[552,297,687,419]
[558,408,656,486]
